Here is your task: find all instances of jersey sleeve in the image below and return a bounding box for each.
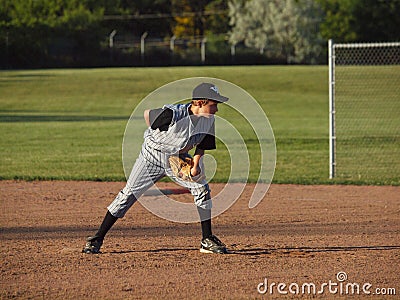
[197,122,216,150]
[149,108,173,131]
[197,134,216,150]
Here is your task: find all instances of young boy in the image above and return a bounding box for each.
[83,82,229,254]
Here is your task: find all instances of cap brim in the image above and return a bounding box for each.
[203,95,229,103]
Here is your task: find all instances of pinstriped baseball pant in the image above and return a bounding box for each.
[107,144,212,218]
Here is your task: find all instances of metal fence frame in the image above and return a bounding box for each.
[328,39,400,179]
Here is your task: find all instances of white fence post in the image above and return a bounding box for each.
[109,30,117,48]
[141,32,148,63]
[170,35,176,52]
[328,39,336,179]
[201,37,207,63]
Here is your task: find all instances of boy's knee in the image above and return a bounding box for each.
[193,187,212,209]
[107,190,137,218]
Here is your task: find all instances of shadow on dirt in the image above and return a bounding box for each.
[229,245,400,256]
[103,245,400,256]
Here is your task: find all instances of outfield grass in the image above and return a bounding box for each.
[0,66,396,185]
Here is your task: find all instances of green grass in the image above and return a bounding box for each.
[0,66,397,185]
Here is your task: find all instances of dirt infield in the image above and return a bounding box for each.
[1,181,399,299]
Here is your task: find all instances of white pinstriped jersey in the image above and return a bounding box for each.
[107,103,214,217]
[144,103,215,155]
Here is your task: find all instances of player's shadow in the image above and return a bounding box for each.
[109,247,198,254]
[229,245,400,256]
[107,245,400,255]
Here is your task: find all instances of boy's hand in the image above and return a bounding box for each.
[190,165,202,177]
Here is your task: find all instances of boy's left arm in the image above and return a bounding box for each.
[191,148,204,177]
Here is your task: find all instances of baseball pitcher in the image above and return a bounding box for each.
[83,82,229,254]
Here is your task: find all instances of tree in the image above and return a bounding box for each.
[229,0,323,63]
[205,0,230,35]
[0,0,104,67]
[110,0,173,37]
[315,0,357,42]
[316,0,400,43]
[353,0,400,42]
[172,0,212,37]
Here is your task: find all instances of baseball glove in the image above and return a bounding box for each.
[168,154,194,181]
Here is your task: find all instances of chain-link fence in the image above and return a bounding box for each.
[329,40,400,184]
[106,32,320,67]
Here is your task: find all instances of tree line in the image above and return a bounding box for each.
[1,0,399,68]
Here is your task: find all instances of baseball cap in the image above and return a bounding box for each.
[192,83,229,103]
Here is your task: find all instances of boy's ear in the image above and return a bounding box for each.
[199,100,208,107]
[191,99,208,107]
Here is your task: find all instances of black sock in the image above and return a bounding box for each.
[95,210,118,240]
[197,207,212,239]
[201,219,212,239]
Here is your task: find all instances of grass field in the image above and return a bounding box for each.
[0,66,397,185]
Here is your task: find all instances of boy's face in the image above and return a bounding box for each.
[199,100,219,116]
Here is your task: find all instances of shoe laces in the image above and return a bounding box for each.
[87,236,103,245]
[209,235,225,247]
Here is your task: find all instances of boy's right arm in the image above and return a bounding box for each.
[144,109,151,127]
[145,108,173,131]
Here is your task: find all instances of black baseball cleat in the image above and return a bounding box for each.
[200,235,228,254]
[82,236,103,254]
